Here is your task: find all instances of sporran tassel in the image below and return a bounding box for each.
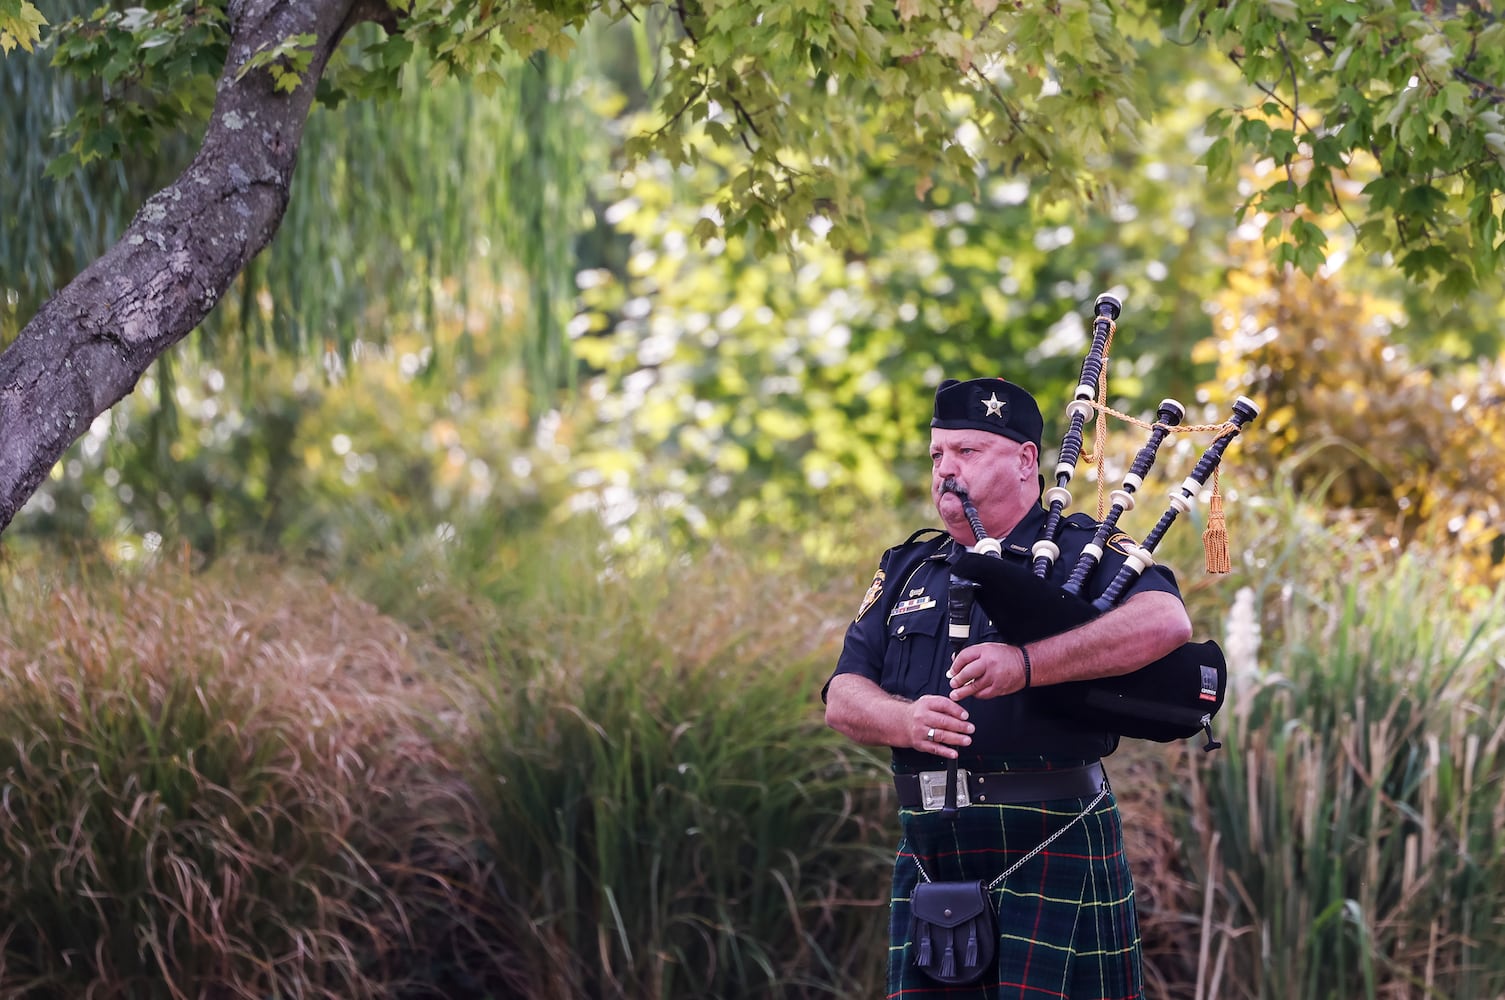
[965,924,979,966]
[917,928,931,966]
[940,932,956,978]
[1203,469,1230,574]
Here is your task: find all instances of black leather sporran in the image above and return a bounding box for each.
[908,879,997,986]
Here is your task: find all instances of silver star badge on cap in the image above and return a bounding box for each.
[982,392,1006,417]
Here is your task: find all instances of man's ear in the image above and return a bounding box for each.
[1017,441,1039,481]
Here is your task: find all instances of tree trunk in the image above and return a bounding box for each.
[0,0,381,534]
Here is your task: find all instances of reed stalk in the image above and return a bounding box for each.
[1174,498,1505,1000]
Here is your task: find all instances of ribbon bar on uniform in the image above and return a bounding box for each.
[894,761,1105,810]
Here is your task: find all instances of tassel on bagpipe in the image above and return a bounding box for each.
[1031,293,1120,579]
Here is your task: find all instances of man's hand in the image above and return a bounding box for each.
[824,674,975,756]
[947,642,1027,700]
[910,694,973,757]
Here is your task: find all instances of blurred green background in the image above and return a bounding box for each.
[2,9,1503,999]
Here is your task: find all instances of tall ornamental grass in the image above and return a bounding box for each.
[0,557,489,999]
[0,526,900,999]
[1176,497,1505,1000]
[447,534,895,999]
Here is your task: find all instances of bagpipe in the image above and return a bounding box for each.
[949,293,1259,752]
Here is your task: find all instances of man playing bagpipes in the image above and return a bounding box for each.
[823,322,1261,998]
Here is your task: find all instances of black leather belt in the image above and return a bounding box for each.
[893,761,1106,810]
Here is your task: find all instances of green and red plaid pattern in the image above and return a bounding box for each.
[886,779,1141,999]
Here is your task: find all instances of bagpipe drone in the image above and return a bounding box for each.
[948,293,1259,753]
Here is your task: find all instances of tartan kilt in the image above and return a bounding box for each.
[886,773,1142,1000]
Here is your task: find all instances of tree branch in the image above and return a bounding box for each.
[0,0,375,533]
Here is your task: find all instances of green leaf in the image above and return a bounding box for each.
[1268,128,1298,160]
[1200,135,1232,178]
[1363,176,1400,211]
[1438,265,1475,298]
[380,35,414,69]
[1236,117,1272,148]
[1355,220,1392,253]
[1398,184,1445,217]
[1294,242,1325,275]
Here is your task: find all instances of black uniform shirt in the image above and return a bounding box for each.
[824,502,1184,768]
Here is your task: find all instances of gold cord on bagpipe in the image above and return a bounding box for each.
[1079,397,1246,575]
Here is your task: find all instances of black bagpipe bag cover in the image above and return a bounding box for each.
[949,551,1226,743]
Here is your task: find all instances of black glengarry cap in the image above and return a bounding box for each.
[930,377,1043,450]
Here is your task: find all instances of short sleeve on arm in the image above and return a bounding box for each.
[821,560,892,703]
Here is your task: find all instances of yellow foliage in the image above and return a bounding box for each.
[1200,238,1505,587]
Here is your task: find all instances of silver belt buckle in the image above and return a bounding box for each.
[918,768,971,810]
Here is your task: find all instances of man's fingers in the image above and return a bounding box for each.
[948,662,981,693]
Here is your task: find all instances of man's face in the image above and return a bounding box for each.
[930,427,1037,540]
